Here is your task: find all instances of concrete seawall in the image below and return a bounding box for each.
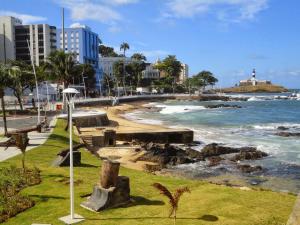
[116,129,194,144]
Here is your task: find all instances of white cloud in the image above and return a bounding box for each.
[70,22,85,28]
[164,0,268,22]
[103,0,139,5]
[57,0,122,24]
[0,10,47,24]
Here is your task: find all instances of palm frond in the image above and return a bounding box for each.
[173,187,190,206]
[152,183,175,217]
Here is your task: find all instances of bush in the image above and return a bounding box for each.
[0,166,41,223]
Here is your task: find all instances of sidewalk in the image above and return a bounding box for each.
[0,118,57,162]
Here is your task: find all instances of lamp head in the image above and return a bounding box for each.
[62,88,79,101]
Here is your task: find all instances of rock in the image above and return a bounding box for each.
[276,132,300,137]
[237,164,263,173]
[186,148,205,160]
[205,104,242,109]
[207,156,223,167]
[188,141,202,147]
[138,143,198,167]
[277,126,289,131]
[231,149,268,161]
[201,143,241,157]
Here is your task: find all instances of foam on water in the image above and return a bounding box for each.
[122,111,163,125]
[155,104,206,114]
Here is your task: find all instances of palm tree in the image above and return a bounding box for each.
[0,64,8,136]
[131,53,146,61]
[120,42,130,95]
[45,50,78,130]
[8,65,24,110]
[152,183,190,225]
[46,50,77,87]
[120,42,130,57]
[130,53,147,87]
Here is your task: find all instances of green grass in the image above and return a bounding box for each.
[0,119,295,225]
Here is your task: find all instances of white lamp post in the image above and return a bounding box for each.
[59,88,84,224]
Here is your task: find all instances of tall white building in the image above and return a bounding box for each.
[178,63,189,84]
[0,16,56,66]
[0,16,22,62]
[15,24,57,65]
[99,57,135,77]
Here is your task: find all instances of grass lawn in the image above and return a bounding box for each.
[0,119,295,225]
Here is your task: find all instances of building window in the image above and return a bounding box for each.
[76,32,79,37]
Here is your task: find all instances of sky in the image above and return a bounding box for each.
[1,0,300,88]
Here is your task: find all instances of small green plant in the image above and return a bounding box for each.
[152,182,190,225]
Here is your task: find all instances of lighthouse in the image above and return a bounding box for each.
[251,69,257,86]
[252,69,256,78]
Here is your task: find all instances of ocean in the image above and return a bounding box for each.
[124,93,300,192]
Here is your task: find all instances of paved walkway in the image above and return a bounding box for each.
[287,194,300,225]
[0,118,57,162]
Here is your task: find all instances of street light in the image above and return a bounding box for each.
[59,88,84,224]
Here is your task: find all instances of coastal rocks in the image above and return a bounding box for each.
[237,164,263,173]
[207,156,224,167]
[230,149,268,161]
[205,104,242,109]
[276,132,300,137]
[185,148,205,160]
[138,143,196,166]
[201,143,240,157]
[277,126,289,131]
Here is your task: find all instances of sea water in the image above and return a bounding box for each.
[124,93,300,192]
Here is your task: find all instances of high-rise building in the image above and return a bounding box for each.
[57,24,102,88]
[178,63,189,84]
[15,24,57,65]
[0,16,57,65]
[0,16,22,62]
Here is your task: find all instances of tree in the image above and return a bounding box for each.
[152,183,190,225]
[45,50,78,88]
[75,63,96,96]
[119,43,130,95]
[7,61,33,110]
[128,53,147,87]
[99,45,119,57]
[195,71,218,90]
[45,50,78,131]
[113,60,124,87]
[120,42,130,57]
[131,53,146,61]
[154,55,183,93]
[102,73,114,96]
[0,63,8,136]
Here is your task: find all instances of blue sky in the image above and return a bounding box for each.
[1,0,300,88]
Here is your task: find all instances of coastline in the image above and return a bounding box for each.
[90,100,300,194]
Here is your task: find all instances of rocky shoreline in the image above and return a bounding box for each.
[130,141,268,175]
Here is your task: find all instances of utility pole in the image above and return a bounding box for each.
[3,24,7,64]
[2,24,8,136]
[62,8,66,110]
[27,39,41,124]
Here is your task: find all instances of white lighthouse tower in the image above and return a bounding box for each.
[251,69,257,86]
